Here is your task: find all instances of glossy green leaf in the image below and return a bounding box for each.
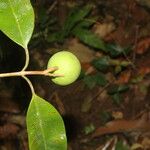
[72,28,106,51]
[0,0,34,48]
[26,94,67,150]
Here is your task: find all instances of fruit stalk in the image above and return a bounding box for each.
[0,67,60,78]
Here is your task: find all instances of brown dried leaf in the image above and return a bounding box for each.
[116,70,131,84]
[81,62,94,74]
[81,94,93,113]
[66,38,95,63]
[135,37,150,54]
[112,111,124,119]
[131,143,143,150]
[141,137,150,149]
[105,24,135,46]
[138,66,150,76]
[0,123,20,139]
[92,112,150,138]
[92,22,116,38]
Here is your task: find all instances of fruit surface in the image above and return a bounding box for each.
[47,51,81,86]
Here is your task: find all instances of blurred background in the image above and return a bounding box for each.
[0,0,150,149]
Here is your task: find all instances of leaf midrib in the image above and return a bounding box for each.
[8,0,26,48]
[31,99,48,150]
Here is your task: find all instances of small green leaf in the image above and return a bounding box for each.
[106,43,131,57]
[131,75,144,83]
[100,111,112,124]
[115,140,129,150]
[111,93,123,106]
[26,94,67,150]
[62,5,93,37]
[84,73,108,89]
[84,75,97,89]
[72,28,106,51]
[84,123,95,135]
[0,0,34,48]
[96,73,108,86]
[75,17,98,29]
[107,84,129,95]
[120,61,131,67]
[115,65,122,74]
[92,56,110,71]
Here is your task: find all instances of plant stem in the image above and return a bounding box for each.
[0,67,61,78]
[22,76,35,95]
[22,48,30,71]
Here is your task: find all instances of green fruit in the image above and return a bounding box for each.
[47,51,81,86]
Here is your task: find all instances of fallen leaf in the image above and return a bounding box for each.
[135,37,150,54]
[141,137,150,149]
[81,62,95,75]
[138,66,150,76]
[105,24,135,46]
[92,22,116,38]
[0,123,20,139]
[81,94,93,113]
[112,111,124,119]
[116,70,131,84]
[131,143,143,150]
[66,38,95,63]
[91,112,150,138]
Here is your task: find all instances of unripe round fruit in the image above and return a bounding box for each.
[47,51,81,86]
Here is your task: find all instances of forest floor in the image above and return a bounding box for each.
[0,0,150,149]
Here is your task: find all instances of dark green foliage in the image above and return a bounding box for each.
[61,5,93,38]
[45,4,106,52]
[92,56,110,71]
[115,140,129,150]
[106,43,131,57]
[107,84,129,95]
[107,84,129,106]
[84,73,108,89]
[100,111,112,124]
[111,93,123,106]
[72,28,106,51]
[75,17,98,29]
